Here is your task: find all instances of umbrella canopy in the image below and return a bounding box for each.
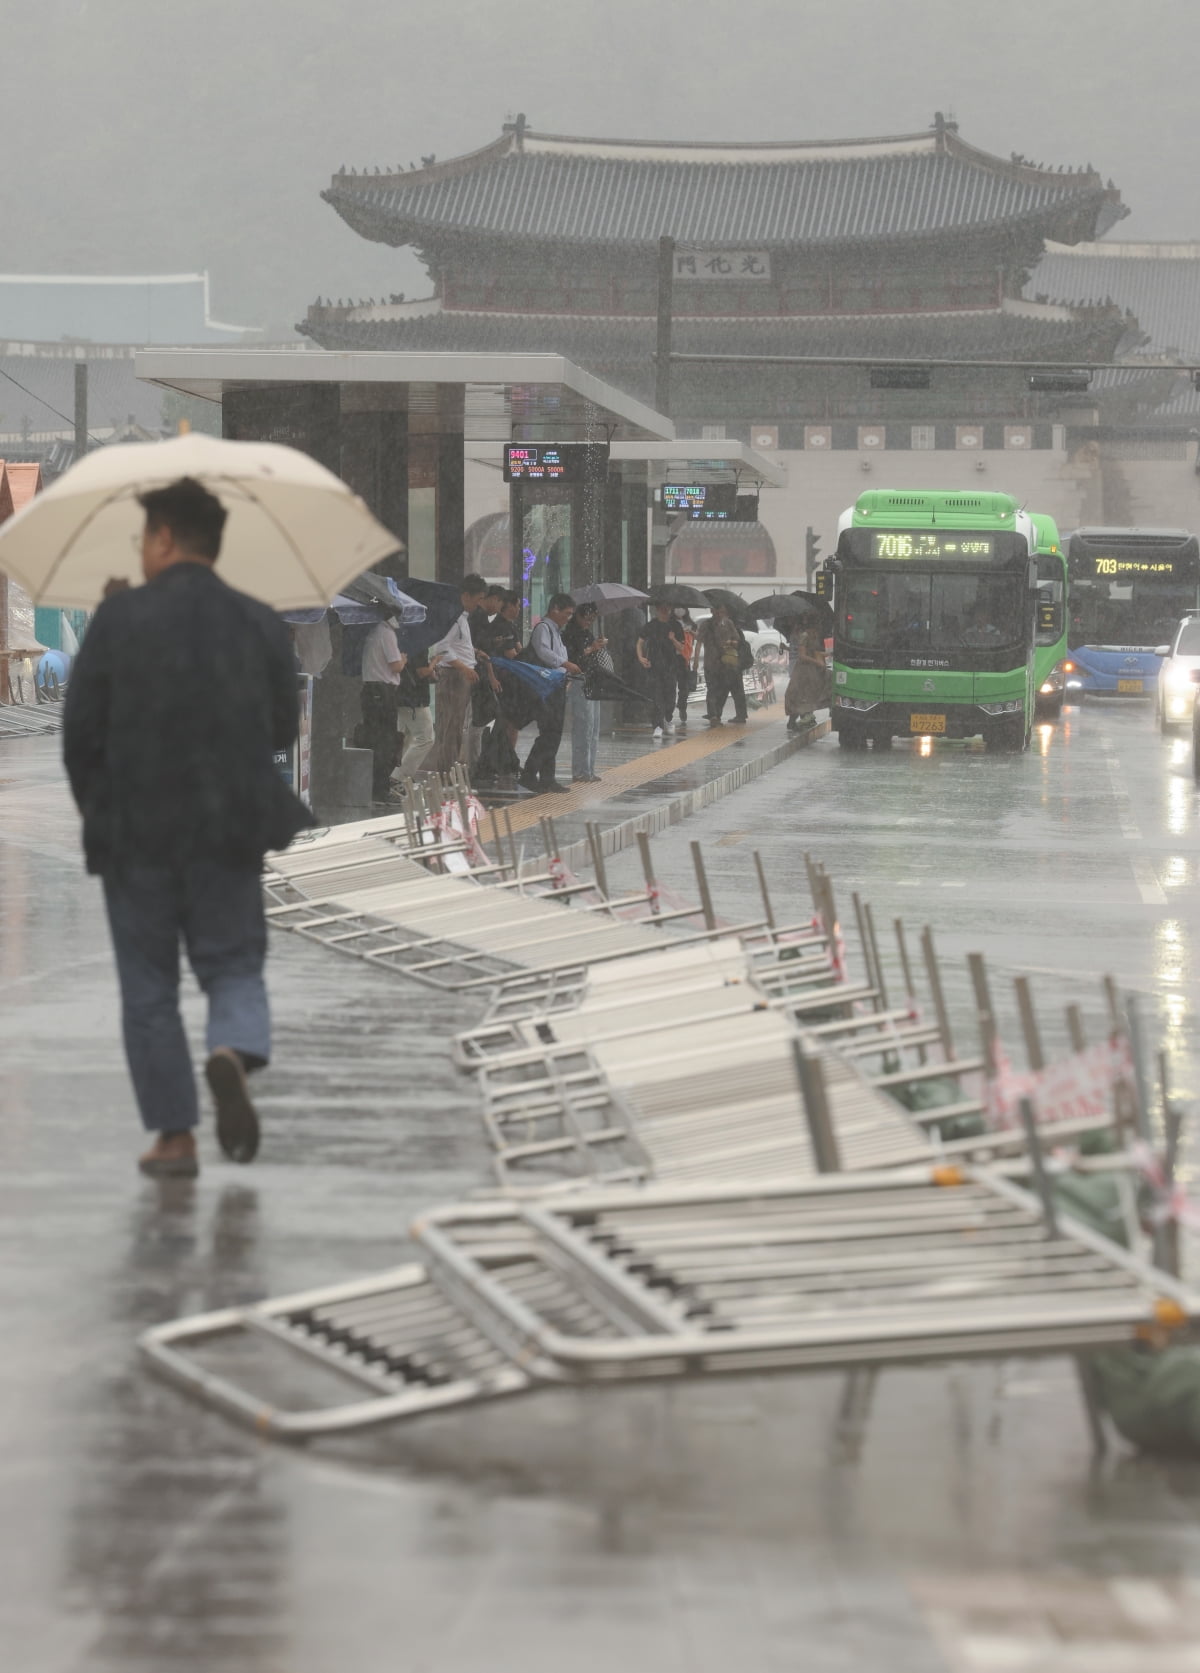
[0,434,403,610]
[338,572,427,625]
[702,587,757,628]
[569,581,650,615]
[383,575,463,653]
[752,592,819,620]
[649,582,708,608]
[494,658,567,705]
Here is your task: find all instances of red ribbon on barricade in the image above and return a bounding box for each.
[1130,1141,1200,1232]
[982,1032,1136,1133]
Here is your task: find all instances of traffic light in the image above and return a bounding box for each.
[805,526,821,578]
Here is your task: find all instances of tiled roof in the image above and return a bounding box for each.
[325,122,1125,250]
[1027,242,1200,421]
[1027,242,1200,358]
[0,274,255,344]
[301,301,1132,373]
[5,461,41,510]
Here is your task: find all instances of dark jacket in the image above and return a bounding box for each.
[63,562,314,875]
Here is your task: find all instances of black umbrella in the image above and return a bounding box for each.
[649,582,708,608]
[702,587,757,629]
[753,592,811,619]
[753,590,832,628]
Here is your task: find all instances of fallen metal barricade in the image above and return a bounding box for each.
[139,1166,1198,1440]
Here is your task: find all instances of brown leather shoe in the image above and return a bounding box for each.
[206,1047,261,1163]
[139,1131,199,1178]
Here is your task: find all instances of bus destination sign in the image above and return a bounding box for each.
[870,532,995,560]
[1089,556,1177,577]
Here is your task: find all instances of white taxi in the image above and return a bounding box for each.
[1156,613,1200,732]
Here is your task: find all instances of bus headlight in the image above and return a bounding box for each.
[979,700,1024,715]
[835,697,879,711]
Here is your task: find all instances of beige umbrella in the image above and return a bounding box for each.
[0,433,403,610]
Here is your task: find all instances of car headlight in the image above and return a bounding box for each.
[1166,669,1196,693]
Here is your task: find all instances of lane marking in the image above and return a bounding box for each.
[1131,857,1167,905]
[1109,1578,1177,1630]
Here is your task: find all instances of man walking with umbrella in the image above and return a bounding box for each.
[63,477,314,1178]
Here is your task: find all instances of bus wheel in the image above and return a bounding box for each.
[838,726,868,751]
[985,717,1027,753]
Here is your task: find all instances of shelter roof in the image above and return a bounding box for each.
[324,117,1126,250]
[134,349,674,443]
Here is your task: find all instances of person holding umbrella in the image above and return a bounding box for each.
[696,600,750,726]
[62,477,315,1178]
[637,600,685,738]
[784,611,831,732]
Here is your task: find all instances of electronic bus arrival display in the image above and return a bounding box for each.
[870,532,995,560]
[502,443,608,483]
[662,483,737,520]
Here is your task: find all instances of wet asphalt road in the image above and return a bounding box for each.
[4,706,1200,1673]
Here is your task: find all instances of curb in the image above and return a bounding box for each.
[546,719,829,875]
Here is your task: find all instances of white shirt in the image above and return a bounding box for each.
[428,609,477,671]
[529,617,568,669]
[361,622,405,685]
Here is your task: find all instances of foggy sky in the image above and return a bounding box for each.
[4,0,1194,335]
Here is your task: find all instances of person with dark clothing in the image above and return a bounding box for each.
[520,593,579,793]
[637,601,685,738]
[394,648,434,773]
[697,602,750,725]
[62,476,314,1179]
[359,615,407,801]
[563,601,607,781]
[468,583,505,725]
[476,591,528,783]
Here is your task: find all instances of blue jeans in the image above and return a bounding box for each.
[569,682,600,777]
[102,862,270,1133]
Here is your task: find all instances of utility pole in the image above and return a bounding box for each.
[655,235,674,419]
[74,361,88,462]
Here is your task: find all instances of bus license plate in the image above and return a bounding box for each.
[1117,679,1143,693]
[910,713,946,734]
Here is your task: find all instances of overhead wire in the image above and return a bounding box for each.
[0,364,103,447]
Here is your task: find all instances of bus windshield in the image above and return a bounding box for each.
[1068,579,1197,650]
[1067,531,1200,649]
[841,571,1024,653]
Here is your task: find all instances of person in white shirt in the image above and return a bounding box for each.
[423,574,487,776]
[520,593,580,794]
[359,617,407,802]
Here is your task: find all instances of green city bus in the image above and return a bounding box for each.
[824,489,1041,752]
[1030,512,1068,721]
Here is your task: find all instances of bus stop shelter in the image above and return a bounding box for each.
[135,349,675,593]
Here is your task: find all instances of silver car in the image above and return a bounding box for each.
[1156,614,1200,732]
